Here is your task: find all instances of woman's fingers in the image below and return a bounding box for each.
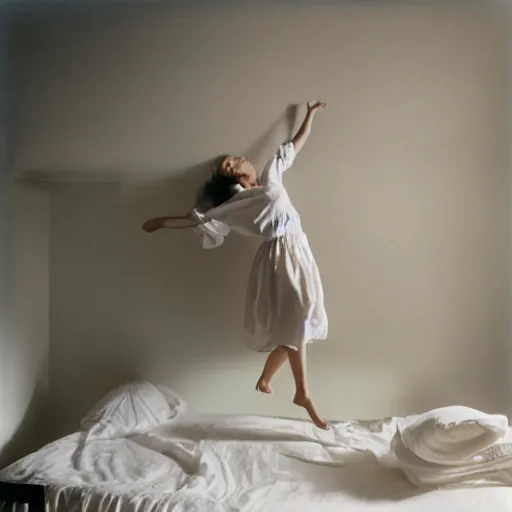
[307,101,327,110]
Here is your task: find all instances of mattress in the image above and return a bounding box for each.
[1,414,512,512]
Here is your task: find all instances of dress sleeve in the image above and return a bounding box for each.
[259,142,296,186]
[188,208,231,250]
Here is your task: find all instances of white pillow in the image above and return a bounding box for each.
[399,406,509,465]
[156,384,188,420]
[80,380,186,438]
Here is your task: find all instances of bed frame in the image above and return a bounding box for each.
[0,481,46,511]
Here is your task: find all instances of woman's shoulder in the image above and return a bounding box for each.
[220,184,267,208]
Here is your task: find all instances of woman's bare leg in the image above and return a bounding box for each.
[255,346,288,394]
[286,345,328,430]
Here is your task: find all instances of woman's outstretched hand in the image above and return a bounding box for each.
[307,101,327,112]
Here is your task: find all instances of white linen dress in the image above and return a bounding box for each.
[190,142,328,352]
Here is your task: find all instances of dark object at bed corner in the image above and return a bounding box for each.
[0,481,46,511]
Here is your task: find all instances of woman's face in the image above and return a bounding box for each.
[220,156,257,186]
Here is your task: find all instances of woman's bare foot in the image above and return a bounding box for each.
[293,393,329,430]
[142,219,162,233]
[255,377,273,394]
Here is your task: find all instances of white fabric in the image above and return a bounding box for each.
[244,231,328,351]
[189,213,230,250]
[191,142,328,352]
[191,142,301,248]
[386,406,512,488]
[2,411,512,512]
[156,384,189,419]
[391,435,512,488]
[398,406,509,465]
[80,381,186,438]
[321,407,512,489]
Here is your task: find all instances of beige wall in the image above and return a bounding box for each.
[0,177,50,467]
[0,17,50,468]
[12,4,511,435]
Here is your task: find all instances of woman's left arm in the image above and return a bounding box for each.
[291,101,327,153]
[142,215,198,233]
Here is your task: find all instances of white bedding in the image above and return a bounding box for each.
[2,413,512,512]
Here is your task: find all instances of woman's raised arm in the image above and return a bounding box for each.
[291,101,327,153]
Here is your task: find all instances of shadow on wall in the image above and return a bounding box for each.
[0,178,51,468]
[119,104,300,207]
[49,106,301,436]
[0,387,50,469]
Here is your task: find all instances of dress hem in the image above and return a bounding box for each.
[246,338,324,353]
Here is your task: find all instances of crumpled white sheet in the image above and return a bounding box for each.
[1,409,512,512]
[399,406,509,465]
[388,406,512,488]
[307,406,512,489]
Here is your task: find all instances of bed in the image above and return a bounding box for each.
[1,381,512,512]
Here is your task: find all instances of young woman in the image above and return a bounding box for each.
[143,101,329,429]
